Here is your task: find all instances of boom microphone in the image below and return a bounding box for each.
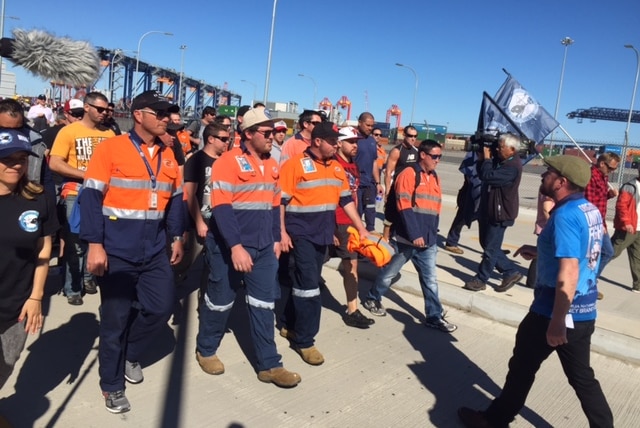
[0,29,100,86]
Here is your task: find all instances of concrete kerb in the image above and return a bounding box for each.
[324,230,640,367]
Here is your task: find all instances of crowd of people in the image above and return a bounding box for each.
[0,91,624,426]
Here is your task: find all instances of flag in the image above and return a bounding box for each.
[492,76,559,143]
[477,91,521,137]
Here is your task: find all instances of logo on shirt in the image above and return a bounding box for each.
[18,210,40,233]
[236,156,254,172]
[301,157,317,173]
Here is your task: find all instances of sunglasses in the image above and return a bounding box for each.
[323,138,339,146]
[254,129,273,139]
[68,110,84,118]
[307,121,322,126]
[406,134,418,138]
[372,133,382,137]
[214,136,230,143]
[88,103,109,114]
[426,154,442,160]
[139,109,170,120]
[605,163,617,172]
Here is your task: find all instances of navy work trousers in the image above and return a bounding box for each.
[97,253,175,393]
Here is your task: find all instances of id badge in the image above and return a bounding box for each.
[149,191,158,209]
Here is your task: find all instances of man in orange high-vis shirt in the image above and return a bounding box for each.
[363,140,457,334]
[195,107,301,388]
[80,90,185,414]
[279,122,368,366]
[278,109,323,165]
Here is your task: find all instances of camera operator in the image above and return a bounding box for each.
[464,133,523,292]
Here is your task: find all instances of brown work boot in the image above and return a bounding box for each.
[196,351,225,375]
[257,367,301,388]
[279,327,295,340]
[295,346,324,365]
[444,245,464,255]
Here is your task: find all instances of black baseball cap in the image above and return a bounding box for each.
[131,90,179,113]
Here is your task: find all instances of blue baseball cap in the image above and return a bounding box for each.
[0,129,38,158]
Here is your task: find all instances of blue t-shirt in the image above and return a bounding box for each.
[354,135,378,186]
[530,194,602,322]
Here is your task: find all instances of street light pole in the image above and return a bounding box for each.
[298,73,317,109]
[178,44,187,109]
[0,0,19,89]
[240,79,257,106]
[549,36,574,155]
[134,30,173,96]
[263,0,278,105]
[619,44,640,187]
[395,63,418,125]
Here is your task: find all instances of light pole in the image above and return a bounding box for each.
[298,73,317,109]
[263,0,278,105]
[0,0,19,88]
[134,30,173,96]
[619,44,640,187]
[549,36,574,155]
[395,63,418,125]
[240,79,257,106]
[177,44,187,109]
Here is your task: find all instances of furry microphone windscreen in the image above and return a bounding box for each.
[1,29,100,87]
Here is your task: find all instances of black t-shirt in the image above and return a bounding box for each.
[0,191,59,324]
[183,150,216,220]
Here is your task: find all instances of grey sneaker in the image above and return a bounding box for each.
[124,360,143,384]
[103,390,130,414]
[425,317,458,333]
[363,299,387,316]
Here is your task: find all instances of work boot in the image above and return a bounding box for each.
[495,272,523,293]
[257,367,301,388]
[463,278,486,292]
[294,346,324,366]
[196,351,225,375]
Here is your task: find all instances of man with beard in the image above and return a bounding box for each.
[458,155,613,428]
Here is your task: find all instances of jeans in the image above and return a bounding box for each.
[477,218,518,283]
[97,253,175,392]
[366,240,444,321]
[197,237,282,371]
[484,312,613,428]
[62,195,91,297]
[357,185,377,232]
[281,238,326,349]
[597,232,613,278]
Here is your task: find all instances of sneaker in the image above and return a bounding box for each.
[458,407,491,428]
[124,361,143,384]
[257,367,301,388]
[495,272,523,293]
[444,245,464,255]
[84,279,98,295]
[67,295,83,306]
[294,346,324,366]
[463,278,486,292]
[343,309,375,329]
[103,390,130,414]
[425,317,458,333]
[632,288,640,294]
[363,299,387,316]
[196,352,225,375]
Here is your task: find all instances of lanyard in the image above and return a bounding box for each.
[128,132,162,190]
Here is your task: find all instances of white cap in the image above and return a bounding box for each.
[274,120,287,130]
[338,126,361,141]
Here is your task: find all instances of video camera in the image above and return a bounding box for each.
[464,130,538,158]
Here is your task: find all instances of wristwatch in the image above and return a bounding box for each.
[172,236,184,242]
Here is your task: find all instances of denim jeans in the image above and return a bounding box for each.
[357,185,377,232]
[62,195,91,297]
[367,240,444,321]
[197,237,282,371]
[477,218,518,283]
[484,312,613,428]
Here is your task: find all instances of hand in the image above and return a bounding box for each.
[274,242,282,259]
[19,299,43,334]
[376,184,384,195]
[170,240,184,265]
[412,237,426,247]
[87,244,108,276]
[333,234,340,246]
[483,146,492,160]
[546,317,568,347]
[196,220,209,239]
[231,245,253,272]
[608,188,618,198]
[281,231,293,253]
[624,225,635,234]
[514,245,537,260]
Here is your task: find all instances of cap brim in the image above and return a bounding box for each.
[0,147,39,158]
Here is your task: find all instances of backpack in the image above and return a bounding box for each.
[383,162,423,227]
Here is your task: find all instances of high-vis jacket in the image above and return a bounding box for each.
[280,148,352,246]
[209,143,280,249]
[80,131,185,263]
[394,165,441,246]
